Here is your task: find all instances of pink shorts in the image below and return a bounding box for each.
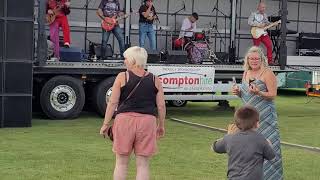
[112,112,157,156]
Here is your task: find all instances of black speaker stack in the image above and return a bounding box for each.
[0,0,34,127]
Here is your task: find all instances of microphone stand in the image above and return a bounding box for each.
[83,0,94,53]
[211,3,229,53]
[171,4,185,35]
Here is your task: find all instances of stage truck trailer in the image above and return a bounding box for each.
[33,62,242,119]
[33,61,320,119]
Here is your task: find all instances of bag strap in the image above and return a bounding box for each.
[117,71,146,109]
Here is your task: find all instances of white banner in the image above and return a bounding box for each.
[148,65,215,92]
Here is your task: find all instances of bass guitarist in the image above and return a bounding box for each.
[46,0,71,60]
[97,0,125,59]
[248,2,274,65]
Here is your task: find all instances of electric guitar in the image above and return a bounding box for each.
[46,3,70,25]
[251,20,281,39]
[101,11,136,32]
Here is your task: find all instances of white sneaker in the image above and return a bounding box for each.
[64,42,70,48]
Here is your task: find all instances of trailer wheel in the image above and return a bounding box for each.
[40,76,85,119]
[92,77,116,117]
[168,100,188,107]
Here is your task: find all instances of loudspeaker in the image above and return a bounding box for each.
[166,50,188,64]
[6,21,33,60]
[0,20,3,60]
[0,0,34,128]
[0,97,2,128]
[4,62,32,94]
[0,62,3,92]
[0,0,4,18]
[3,96,32,127]
[7,0,34,18]
[147,50,160,63]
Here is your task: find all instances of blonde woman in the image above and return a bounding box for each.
[100,46,166,180]
[232,46,283,179]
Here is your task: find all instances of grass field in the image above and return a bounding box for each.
[1,90,320,180]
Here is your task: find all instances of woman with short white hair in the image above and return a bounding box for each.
[100,46,166,180]
[232,46,283,179]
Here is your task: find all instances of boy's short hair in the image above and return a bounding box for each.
[234,106,259,131]
[192,12,199,20]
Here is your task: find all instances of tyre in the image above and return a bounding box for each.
[168,100,188,107]
[40,76,85,119]
[92,77,116,117]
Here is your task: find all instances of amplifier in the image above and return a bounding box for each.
[297,33,320,50]
[89,42,113,59]
[297,49,320,56]
[60,47,86,62]
[165,50,188,64]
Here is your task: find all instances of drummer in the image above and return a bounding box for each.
[178,12,199,43]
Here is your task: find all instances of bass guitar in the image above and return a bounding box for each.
[101,11,136,32]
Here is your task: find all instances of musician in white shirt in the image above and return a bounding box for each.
[179,13,199,41]
[248,2,274,65]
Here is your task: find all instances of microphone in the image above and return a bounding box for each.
[183,1,186,11]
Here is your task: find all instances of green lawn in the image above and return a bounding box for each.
[0,91,320,180]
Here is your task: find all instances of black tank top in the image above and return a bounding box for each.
[117,71,158,116]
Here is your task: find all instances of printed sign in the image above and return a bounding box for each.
[148,65,215,92]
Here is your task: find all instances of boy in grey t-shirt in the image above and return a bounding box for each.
[212,106,275,180]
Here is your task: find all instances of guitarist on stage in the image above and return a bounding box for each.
[46,0,71,60]
[139,0,158,50]
[248,2,273,65]
[97,0,125,59]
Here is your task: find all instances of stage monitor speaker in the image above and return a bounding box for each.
[147,50,161,63]
[7,0,34,19]
[3,96,32,127]
[6,21,33,61]
[166,50,188,64]
[4,62,32,94]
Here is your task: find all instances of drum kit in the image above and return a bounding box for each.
[171,24,223,64]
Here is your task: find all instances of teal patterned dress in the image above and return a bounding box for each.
[240,78,283,180]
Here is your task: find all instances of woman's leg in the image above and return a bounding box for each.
[114,153,130,180]
[136,155,150,180]
[49,21,60,58]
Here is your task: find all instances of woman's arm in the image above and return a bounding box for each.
[155,77,166,137]
[96,8,105,21]
[258,70,277,100]
[102,72,124,125]
[142,3,153,18]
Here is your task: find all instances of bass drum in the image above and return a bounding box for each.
[185,42,209,64]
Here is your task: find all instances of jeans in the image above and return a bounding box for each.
[101,25,125,57]
[139,23,156,50]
